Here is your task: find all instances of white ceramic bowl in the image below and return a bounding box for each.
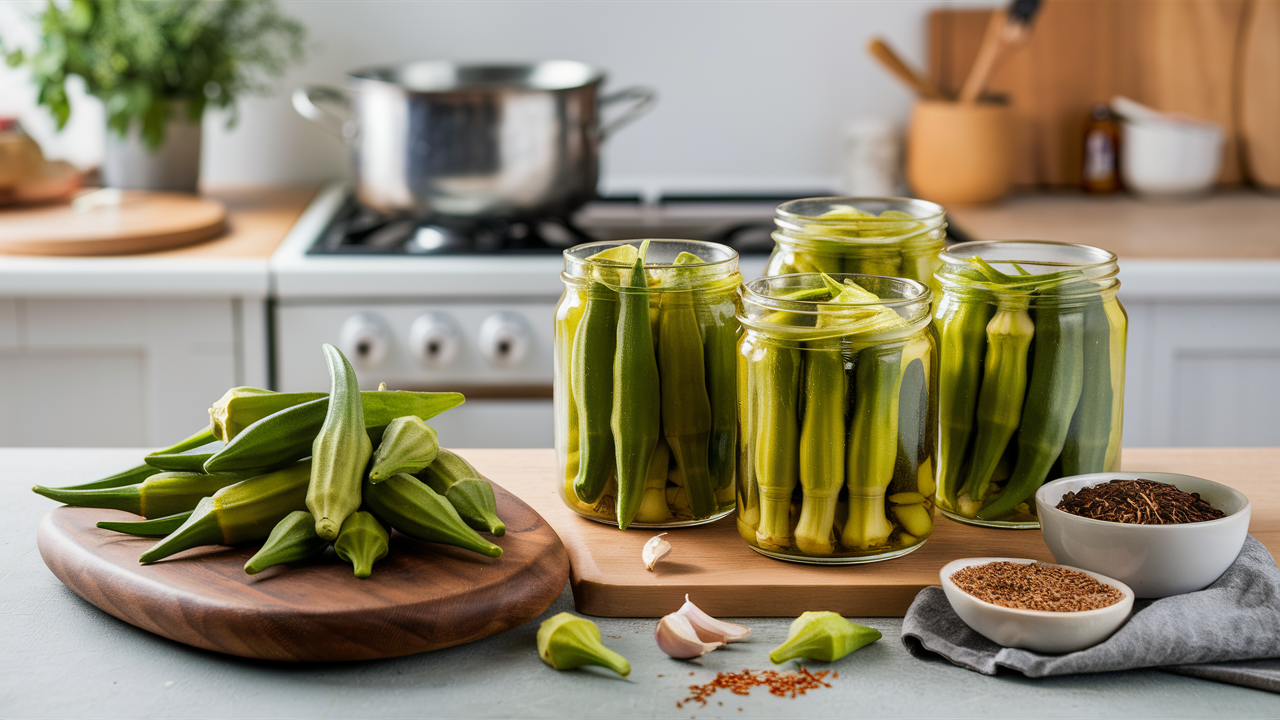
[1036,472,1250,599]
[1120,118,1224,198]
[940,557,1134,654]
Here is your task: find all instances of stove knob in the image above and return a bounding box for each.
[339,313,390,368]
[478,312,531,367]
[409,313,460,368]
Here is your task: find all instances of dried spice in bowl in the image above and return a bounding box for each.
[1056,479,1225,525]
[950,561,1124,612]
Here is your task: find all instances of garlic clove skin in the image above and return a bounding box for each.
[655,613,723,659]
[643,533,672,571]
[674,594,751,643]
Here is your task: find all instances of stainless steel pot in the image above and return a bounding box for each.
[293,60,656,220]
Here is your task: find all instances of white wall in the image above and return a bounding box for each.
[0,1,974,195]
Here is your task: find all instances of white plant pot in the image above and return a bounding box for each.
[102,108,202,193]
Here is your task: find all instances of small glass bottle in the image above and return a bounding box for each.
[555,239,742,528]
[934,241,1126,528]
[1082,103,1121,194]
[737,273,938,563]
[766,197,947,292]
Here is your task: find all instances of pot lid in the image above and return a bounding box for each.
[349,60,605,92]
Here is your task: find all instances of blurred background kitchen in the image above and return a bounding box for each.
[0,0,1277,451]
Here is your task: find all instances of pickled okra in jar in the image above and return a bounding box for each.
[555,239,742,528]
[933,241,1126,527]
[767,197,946,290]
[737,273,938,563]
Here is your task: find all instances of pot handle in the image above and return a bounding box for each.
[599,85,658,141]
[292,86,356,140]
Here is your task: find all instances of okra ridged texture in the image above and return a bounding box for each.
[554,240,742,528]
[736,273,938,562]
[932,243,1126,526]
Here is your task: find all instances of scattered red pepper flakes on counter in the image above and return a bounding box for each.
[676,668,835,708]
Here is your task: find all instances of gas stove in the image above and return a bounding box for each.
[267,182,824,448]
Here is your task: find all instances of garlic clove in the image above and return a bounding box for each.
[654,612,723,659]
[674,594,751,643]
[643,532,671,571]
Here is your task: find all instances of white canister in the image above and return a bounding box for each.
[840,118,903,197]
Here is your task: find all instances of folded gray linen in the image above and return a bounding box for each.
[901,535,1280,693]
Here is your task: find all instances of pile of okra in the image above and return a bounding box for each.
[767,208,941,290]
[737,275,937,559]
[935,258,1126,522]
[33,344,506,577]
[557,242,739,529]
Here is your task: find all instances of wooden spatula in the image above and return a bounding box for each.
[958,0,1043,104]
[867,37,948,101]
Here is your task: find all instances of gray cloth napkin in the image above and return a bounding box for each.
[901,535,1280,693]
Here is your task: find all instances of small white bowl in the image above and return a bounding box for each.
[1120,118,1224,198]
[940,557,1134,654]
[1036,472,1250,599]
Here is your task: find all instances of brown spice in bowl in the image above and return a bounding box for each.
[950,561,1123,612]
[1056,479,1225,524]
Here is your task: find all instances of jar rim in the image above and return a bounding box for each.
[939,240,1117,270]
[742,272,932,315]
[775,196,947,225]
[563,238,739,271]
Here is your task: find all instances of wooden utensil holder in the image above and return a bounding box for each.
[907,100,1015,206]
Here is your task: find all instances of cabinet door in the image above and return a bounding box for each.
[1146,301,1280,447]
[0,298,240,447]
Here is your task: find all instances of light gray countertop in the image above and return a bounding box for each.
[4,448,1278,719]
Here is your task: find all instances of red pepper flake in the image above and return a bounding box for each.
[678,668,835,707]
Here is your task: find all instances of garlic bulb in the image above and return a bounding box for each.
[642,533,671,571]
[673,594,750,643]
[654,613,722,659]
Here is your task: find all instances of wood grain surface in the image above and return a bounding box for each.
[460,448,1279,619]
[36,479,569,662]
[929,0,1249,188]
[0,191,227,256]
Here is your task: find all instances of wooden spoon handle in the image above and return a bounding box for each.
[867,38,947,101]
[959,10,1009,104]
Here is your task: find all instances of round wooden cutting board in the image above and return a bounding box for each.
[36,480,570,662]
[0,190,226,256]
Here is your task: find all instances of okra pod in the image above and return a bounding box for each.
[658,253,715,519]
[367,415,439,482]
[959,295,1035,507]
[139,460,313,564]
[335,511,390,578]
[795,338,845,555]
[144,439,226,472]
[208,388,320,443]
[570,280,619,504]
[703,300,739,492]
[1102,297,1128,471]
[417,448,505,536]
[736,338,761,538]
[150,427,218,457]
[97,510,193,537]
[47,464,162,492]
[753,341,801,551]
[842,342,906,550]
[363,473,502,558]
[243,510,329,575]
[635,438,673,524]
[977,299,1085,520]
[934,297,993,505]
[307,344,373,540]
[33,470,241,519]
[612,245,662,530]
[556,288,587,501]
[1060,289,1112,477]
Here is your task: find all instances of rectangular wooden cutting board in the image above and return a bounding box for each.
[465,448,1280,618]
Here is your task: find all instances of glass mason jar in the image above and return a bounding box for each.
[555,239,742,528]
[934,241,1126,528]
[736,273,938,564]
[766,197,947,290]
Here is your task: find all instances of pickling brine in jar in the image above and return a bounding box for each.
[767,197,946,290]
[737,273,938,563]
[554,239,742,528]
[934,241,1126,528]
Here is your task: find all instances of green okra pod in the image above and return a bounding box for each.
[769,611,881,664]
[244,510,329,575]
[704,300,739,492]
[48,464,162,492]
[334,511,390,578]
[612,242,662,530]
[753,341,801,551]
[145,439,226,472]
[97,510,193,537]
[795,339,845,555]
[1102,298,1128,471]
[139,460,313,564]
[203,390,464,474]
[658,251,716,519]
[736,338,761,536]
[537,613,630,676]
[634,438,673,524]
[570,280,619,504]
[149,427,217,457]
[1060,288,1112,477]
[842,342,906,550]
[368,415,439,482]
[363,473,502,558]
[307,344,373,540]
[934,297,993,506]
[978,297,1086,520]
[33,471,241,519]
[417,448,505,536]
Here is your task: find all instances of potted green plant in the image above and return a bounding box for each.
[2,0,305,192]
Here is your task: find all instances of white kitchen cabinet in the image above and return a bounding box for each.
[0,297,267,447]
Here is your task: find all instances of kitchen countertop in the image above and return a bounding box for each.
[3,447,1278,718]
[0,187,315,298]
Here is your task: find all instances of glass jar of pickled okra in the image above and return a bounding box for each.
[736,273,938,564]
[555,239,742,528]
[933,241,1126,528]
[767,197,947,290]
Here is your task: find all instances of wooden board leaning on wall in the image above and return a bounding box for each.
[928,0,1275,189]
